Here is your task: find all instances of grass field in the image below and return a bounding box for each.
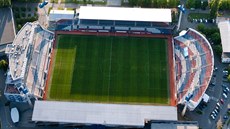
[49,34,169,104]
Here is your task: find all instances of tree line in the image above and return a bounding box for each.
[0,0,11,7]
[219,0,230,11]
[128,0,179,8]
[186,0,208,10]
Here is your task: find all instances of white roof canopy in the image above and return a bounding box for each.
[49,9,74,21]
[32,101,177,127]
[11,107,19,123]
[218,21,230,53]
[79,6,172,22]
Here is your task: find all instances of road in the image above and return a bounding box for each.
[0,7,15,44]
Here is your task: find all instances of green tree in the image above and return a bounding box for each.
[197,23,205,33]
[0,59,8,72]
[194,0,201,9]
[201,1,208,10]
[210,0,220,19]
[0,0,11,7]
[213,44,222,56]
[186,0,195,8]
[141,0,152,8]
[211,32,221,45]
[227,74,230,82]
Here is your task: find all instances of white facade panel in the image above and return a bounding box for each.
[79,6,172,22]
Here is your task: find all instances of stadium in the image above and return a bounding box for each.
[4,6,214,128]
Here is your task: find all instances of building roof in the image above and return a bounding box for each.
[79,6,172,22]
[49,9,75,21]
[218,21,230,53]
[32,101,177,127]
[5,22,54,98]
[149,120,198,129]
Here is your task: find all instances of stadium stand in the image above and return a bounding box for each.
[4,22,54,102]
[174,28,214,111]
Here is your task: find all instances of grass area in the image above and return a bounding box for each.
[188,13,210,21]
[49,34,169,105]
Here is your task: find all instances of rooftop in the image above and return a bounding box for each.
[218,21,230,53]
[49,9,75,21]
[32,101,177,127]
[5,22,54,98]
[79,6,172,22]
[149,120,198,129]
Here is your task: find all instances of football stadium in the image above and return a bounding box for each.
[4,6,214,128]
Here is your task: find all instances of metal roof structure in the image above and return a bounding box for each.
[79,6,172,22]
[32,101,177,127]
[49,9,75,21]
[218,21,230,53]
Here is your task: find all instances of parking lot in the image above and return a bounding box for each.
[184,52,230,129]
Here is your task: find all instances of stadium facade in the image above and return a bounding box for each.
[4,22,54,102]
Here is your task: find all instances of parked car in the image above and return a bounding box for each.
[214,109,219,114]
[223,93,228,99]
[215,106,220,111]
[222,84,227,87]
[212,111,217,117]
[224,115,229,119]
[210,114,215,120]
[220,99,224,104]
[223,89,228,94]
[225,87,230,92]
[216,102,220,107]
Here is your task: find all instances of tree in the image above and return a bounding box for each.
[0,0,11,7]
[213,44,222,56]
[141,0,152,8]
[0,59,8,72]
[201,1,208,10]
[211,32,221,45]
[197,23,205,33]
[186,0,195,8]
[210,0,220,19]
[194,0,201,9]
[227,74,230,82]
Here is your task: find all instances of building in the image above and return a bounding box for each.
[174,28,214,111]
[145,120,198,129]
[53,6,174,34]
[4,22,54,102]
[218,21,230,63]
[32,101,177,127]
[49,9,75,22]
[31,6,177,127]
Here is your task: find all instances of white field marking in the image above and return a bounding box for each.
[107,37,113,101]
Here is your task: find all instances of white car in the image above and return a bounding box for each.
[223,93,228,99]
[216,102,220,107]
[210,114,215,120]
[225,87,230,92]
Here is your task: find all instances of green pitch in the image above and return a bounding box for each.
[49,34,169,104]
